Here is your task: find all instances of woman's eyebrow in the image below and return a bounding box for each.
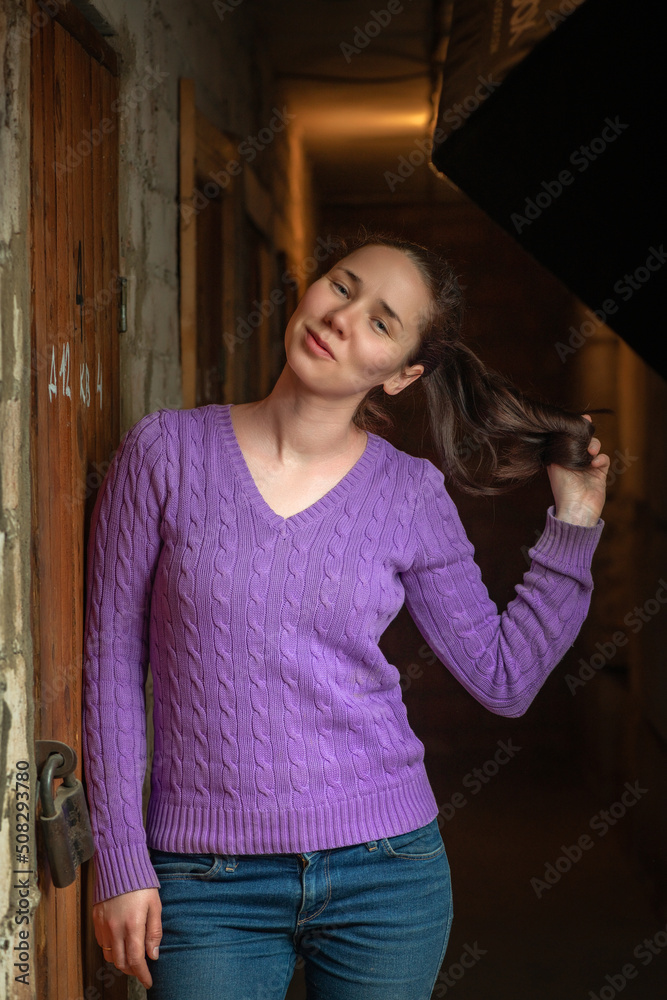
[337,267,404,330]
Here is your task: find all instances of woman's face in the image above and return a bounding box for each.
[284,244,430,403]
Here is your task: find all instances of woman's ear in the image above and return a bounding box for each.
[383,364,425,396]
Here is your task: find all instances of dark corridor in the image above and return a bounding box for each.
[280,203,666,999]
[264,0,667,997]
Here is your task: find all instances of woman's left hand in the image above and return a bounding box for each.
[547,415,610,526]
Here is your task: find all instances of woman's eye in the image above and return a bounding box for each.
[332,281,348,296]
[374,319,388,334]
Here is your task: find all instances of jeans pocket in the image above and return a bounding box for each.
[380,818,446,860]
[149,848,221,880]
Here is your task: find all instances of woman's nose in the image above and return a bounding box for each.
[325,305,354,335]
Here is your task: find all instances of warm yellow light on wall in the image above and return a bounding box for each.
[298,105,430,138]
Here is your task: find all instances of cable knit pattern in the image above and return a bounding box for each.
[82,403,604,903]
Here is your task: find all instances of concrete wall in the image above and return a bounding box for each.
[84,0,315,427]
[0,4,36,996]
[0,0,314,994]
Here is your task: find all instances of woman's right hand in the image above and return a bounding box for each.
[93,887,162,990]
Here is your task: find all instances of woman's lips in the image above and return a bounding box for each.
[306,328,335,359]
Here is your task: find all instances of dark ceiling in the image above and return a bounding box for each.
[256,0,458,205]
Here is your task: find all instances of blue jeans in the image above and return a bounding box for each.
[145,817,453,999]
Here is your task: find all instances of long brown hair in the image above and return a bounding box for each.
[329,229,600,497]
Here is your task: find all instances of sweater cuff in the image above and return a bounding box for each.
[529,505,604,572]
[93,841,160,904]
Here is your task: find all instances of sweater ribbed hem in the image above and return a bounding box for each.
[145,769,440,856]
[93,840,161,904]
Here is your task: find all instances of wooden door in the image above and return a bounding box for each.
[179,78,241,408]
[30,5,124,998]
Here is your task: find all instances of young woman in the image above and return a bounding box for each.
[83,232,609,999]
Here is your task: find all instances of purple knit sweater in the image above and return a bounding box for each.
[82,403,604,903]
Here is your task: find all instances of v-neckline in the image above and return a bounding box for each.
[217,403,379,532]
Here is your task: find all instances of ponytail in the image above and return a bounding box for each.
[334,229,603,496]
[421,342,600,495]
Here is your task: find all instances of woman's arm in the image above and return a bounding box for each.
[400,445,606,718]
[82,410,166,904]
